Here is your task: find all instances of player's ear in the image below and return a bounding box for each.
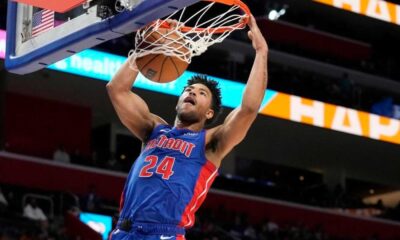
[206,109,214,120]
[175,100,179,111]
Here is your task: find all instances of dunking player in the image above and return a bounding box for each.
[107,15,268,240]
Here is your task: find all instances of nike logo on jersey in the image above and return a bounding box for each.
[160,235,174,240]
[160,129,171,133]
[184,132,198,136]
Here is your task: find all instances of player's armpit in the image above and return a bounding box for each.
[206,106,257,163]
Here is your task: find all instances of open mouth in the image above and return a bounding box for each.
[183,96,196,105]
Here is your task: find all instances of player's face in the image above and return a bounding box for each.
[176,83,214,124]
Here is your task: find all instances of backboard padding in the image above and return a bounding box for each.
[12,0,87,13]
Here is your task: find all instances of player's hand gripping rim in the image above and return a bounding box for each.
[247,14,268,53]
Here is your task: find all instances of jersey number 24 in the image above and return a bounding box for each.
[139,155,175,180]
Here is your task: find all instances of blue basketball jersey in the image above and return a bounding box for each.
[119,124,218,228]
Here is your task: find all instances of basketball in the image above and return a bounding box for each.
[136,28,189,83]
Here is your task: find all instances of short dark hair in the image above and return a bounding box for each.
[185,75,222,125]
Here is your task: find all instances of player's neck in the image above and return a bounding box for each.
[174,118,204,132]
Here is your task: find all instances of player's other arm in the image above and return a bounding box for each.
[210,15,268,159]
[107,60,166,141]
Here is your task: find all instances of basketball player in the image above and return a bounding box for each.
[107,15,268,240]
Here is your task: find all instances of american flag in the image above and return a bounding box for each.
[31,9,54,37]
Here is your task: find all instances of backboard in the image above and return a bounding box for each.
[5,0,201,74]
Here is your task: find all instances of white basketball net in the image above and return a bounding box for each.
[127,1,249,70]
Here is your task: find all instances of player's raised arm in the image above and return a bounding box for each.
[209,15,268,161]
[107,60,166,142]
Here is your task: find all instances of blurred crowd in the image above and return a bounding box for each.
[2,143,400,240]
[0,183,109,240]
[0,182,388,240]
[44,145,400,222]
[188,207,383,240]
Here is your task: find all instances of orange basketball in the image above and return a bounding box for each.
[136,28,189,83]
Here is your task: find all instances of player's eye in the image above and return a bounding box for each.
[200,91,206,96]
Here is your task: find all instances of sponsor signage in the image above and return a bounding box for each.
[79,212,112,240]
[0,30,5,59]
[260,94,400,144]
[46,50,400,145]
[314,0,400,25]
[2,29,400,144]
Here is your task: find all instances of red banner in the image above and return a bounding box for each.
[12,0,86,13]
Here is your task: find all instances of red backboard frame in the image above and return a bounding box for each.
[12,0,87,13]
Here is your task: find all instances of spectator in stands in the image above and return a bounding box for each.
[258,219,272,240]
[23,198,50,239]
[0,186,8,213]
[60,191,80,215]
[243,223,257,239]
[266,218,279,232]
[23,198,47,222]
[5,191,19,214]
[229,213,245,238]
[67,206,80,217]
[53,145,70,164]
[81,185,100,212]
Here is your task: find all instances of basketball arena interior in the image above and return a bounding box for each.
[2,0,400,239]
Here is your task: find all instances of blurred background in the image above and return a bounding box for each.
[2,0,400,239]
